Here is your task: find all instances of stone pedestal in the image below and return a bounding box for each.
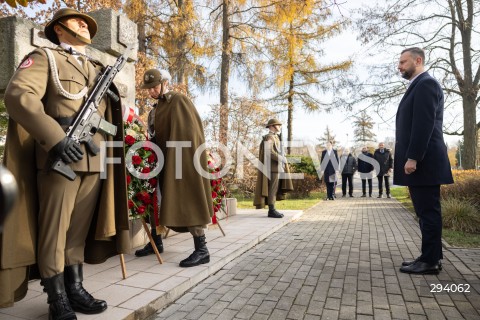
[129,218,148,250]
[216,198,237,220]
[0,9,137,107]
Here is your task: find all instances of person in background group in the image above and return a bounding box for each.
[357,147,374,197]
[254,119,293,218]
[141,68,213,268]
[395,47,453,275]
[320,142,339,200]
[1,8,130,319]
[373,142,393,198]
[340,148,357,197]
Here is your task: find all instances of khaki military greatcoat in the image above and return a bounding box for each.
[153,91,213,229]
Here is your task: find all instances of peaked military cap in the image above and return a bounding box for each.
[45,8,97,45]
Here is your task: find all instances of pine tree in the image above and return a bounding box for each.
[317,126,336,147]
[353,110,376,145]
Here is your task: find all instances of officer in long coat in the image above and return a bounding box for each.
[141,69,213,268]
[253,119,293,217]
[1,8,129,319]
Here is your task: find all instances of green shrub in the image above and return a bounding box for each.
[288,155,319,177]
[442,198,480,233]
[289,174,323,198]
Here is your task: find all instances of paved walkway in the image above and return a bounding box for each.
[151,193,480,320]
[0,209,302,320]
[1,192,480,320]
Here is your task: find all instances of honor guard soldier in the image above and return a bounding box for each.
[254,118,293,218]
[1,8,130,319]
[141,69,213,268]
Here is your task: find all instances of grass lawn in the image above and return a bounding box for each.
[390,186,480,248]
[234,191,325,211]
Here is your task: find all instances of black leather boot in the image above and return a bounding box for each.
[64,264,107,314]
[41,273,77,320]
[268,204,284,218]
[135,227,164,256]
[179,235,210,267]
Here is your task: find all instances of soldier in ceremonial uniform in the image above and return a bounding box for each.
[1,8,129,320]
[254,119,293,218]
[141,69,213,268]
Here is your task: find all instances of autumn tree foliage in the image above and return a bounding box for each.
[204,0,271,147]
[257,0,351,154]
[0,0,121,22]
[203,96,273,192]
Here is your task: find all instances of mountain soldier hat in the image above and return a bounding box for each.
[44,8,98,45]
[265,118,282,128]
[141,69,172,89]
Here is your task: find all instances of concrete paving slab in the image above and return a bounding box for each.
[0,209,301,320]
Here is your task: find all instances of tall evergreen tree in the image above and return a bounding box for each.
[317,125,336,147]
[353,110,376,145]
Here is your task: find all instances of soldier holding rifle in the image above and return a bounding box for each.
[1,8,130,320]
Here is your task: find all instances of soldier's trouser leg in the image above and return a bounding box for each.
[37,171,101,278]
[267,172,279,206]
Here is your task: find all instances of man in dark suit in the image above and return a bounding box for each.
[358,147,374,197]
[320,142,339,200]
[373,142,393,198]
[395,47,454,275]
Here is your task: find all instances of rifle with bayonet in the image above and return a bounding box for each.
[51,45,134,181]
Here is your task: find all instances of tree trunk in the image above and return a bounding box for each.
[176,0,187,85]
[287,75,294,155]
[137,17,147,116]
[219,0,231,147]
[455,0,477,168]
[462,97,477,169]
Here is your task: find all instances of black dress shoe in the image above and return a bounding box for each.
[402,258,442,270]
[399,261,440,274]
[135,239,164,257]
[377,195,383,198]
[349,194,354,197]
[342,194,346,197]
[328,197,335,200]
[361,194,366,197]
[386,194,391,198]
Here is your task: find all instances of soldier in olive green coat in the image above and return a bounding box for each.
[253,119,293,218]
[1,8,129,320]
[141,69,213,268]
